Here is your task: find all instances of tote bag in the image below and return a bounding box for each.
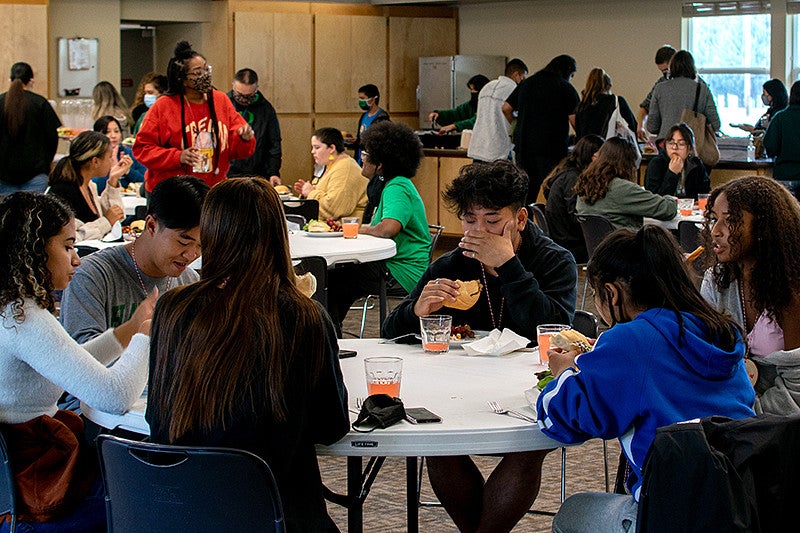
[680,83,720,167]
[606,95,642,166]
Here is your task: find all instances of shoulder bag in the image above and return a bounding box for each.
[680,83,720,167]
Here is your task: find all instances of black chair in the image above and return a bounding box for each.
[578,215,616,309]
[98,435,286,533]
[527,203,550,236]
[294,255,327,309]
[285,214,306,228]
[677,220,702,253]
[282,198,319,222]
[427,224,444,264]
[133,204,147,222]
[0,426,17,533]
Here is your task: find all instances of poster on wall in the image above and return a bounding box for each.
[58,37,97,97]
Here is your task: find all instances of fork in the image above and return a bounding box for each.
[487,401,536,423]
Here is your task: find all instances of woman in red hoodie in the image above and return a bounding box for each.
[133,41,255,193]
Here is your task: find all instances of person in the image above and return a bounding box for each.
[383,159,577,533]
[543,134,604,263]
[327,121,430,335]
[92,115,146,193]
[292,127,367,221]
[47,130,128,242]
[646,50,720,141]
[133,41,255,193]
[0,62,61,195]
[644,122,710,199]
[0,192,152,532]
[131,72,167,123]
[539,225,755,533]
[575,137,677,230]
[735,78,788,134]
[574,68,637,141]
[131,72,167,136]
[91,80,133,137]
[467,58,528,163]
[637,45,676,141]
[227,68,282,185]
[763,80,800,198]
[428,74,490,133]
[145,178,349,532]
[503,54,579,203]
[61,176,208,344]
[701,176,800,415]
[348,83,390,165]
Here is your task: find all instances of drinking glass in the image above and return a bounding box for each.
[364,356,403,397]
[536,324,571,364]
[419,315,452,354]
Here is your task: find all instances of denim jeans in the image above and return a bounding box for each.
[551,492,638,533]
[0,478,106,533]
[0,173,49,196]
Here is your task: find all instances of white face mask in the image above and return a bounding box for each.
[144,94,158,108]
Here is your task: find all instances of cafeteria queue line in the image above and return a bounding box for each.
[2,37,800,533]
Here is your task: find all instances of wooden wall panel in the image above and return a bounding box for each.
[273,13,312,113]
[388,17,456,113]
[0,4,48,95]
[438,156,470,236]
[278,116,314,184]
[234,11,275,93]
[415,156,439,226]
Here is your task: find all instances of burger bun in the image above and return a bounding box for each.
[442,279,482,311]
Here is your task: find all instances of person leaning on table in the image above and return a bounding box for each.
[382,159,577,533]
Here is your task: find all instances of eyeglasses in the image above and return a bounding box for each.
[187,65,212,79]
[666,141,688,149]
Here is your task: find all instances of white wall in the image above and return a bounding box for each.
[458,0,682,112]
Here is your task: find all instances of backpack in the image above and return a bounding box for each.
[606,95,642,166]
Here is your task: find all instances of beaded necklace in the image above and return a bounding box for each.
[480,263,504,329]
[130,239,171,298]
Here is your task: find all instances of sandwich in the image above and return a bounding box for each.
[550,329,592,354]
[306,220,332,233]
[442,279,482,311]
[274,184,291,195]
[295,272,317,299]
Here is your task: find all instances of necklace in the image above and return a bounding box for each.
[480,263,504,329]
[130,239,172,298]
[738,281,752,332]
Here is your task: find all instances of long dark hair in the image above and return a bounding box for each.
[148,178,327,441]
[48,130,109,187]
[574,137,638,203]
[589,225,740,350]
[3,62,34,139]
[763,78,788,118]
[0,192,73,320]
[543,134,603,196]
[703,176,800,323]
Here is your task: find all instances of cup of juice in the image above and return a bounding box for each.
[419,315,452,354]
[536,324,571,364]
[678,198,694,216]
[697,193,710,211]
[342,217,359,239]
[364,356,403,397]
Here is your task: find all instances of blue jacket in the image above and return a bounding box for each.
[537,308,755,500]
[92,144,146,194]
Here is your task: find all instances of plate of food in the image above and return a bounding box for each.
[303,218,343,236]
[450,324,489,347]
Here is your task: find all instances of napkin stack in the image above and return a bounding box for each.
[462,328,530,356]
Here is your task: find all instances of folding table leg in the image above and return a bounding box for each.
[406,457,419,533]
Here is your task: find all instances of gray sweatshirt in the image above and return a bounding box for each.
[647,77,721,139]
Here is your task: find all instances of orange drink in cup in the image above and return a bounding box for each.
[364,356,403,397]
[419,315,452,354]
[342,217,359,239]
[536,324,571,364]
[697,193,709,211]
[677,198,694,216]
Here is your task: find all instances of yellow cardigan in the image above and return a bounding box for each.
[307,155,368,220]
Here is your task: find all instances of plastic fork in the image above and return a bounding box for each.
[487,401,536,423]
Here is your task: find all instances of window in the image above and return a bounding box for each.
[791,2,800,82]
[684,2,771,136]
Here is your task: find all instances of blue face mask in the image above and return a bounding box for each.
[144,94,157,108]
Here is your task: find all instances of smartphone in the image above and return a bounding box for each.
[338,349,357,359]
[405,407,442,424]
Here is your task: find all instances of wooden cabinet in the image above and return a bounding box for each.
[414,150,471,236]
[0,3,48,95]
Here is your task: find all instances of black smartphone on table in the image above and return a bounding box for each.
[338,349,357,359]
[405,407,442,424]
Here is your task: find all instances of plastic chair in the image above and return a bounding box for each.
[527,203,550,236]
[0,426,17,533]
[578,215,616,309]
[98,435,286,533]
[285,214,306,228]
[282,198,319,222]
[677,220,702,253]
[294,255,327,309]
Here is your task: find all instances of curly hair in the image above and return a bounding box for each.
[132,72,167,108]
[442,160,529,218]
[361,121,423,180]
[703,176,800,323]
[574,137,639,204]
[0,193,74,321]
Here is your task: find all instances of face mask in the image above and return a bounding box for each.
[358,99,370,111]
[762,94,771,106]
[143,94,157,108]
[233,91,256,107]
[190,73,212,94]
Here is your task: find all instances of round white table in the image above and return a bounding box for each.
[645,211,703,231]
[121,195,146,216]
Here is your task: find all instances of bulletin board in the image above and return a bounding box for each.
[57,37,98,97]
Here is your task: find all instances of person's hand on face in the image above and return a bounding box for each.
[459,219,517,269]
[413,277,460,317]
[668,154,685,174]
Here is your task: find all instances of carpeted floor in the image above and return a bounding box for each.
[322,264,620,532]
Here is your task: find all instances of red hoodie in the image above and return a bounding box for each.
[133,89,256,191]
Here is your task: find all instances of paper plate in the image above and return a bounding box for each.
[305,231,343,238]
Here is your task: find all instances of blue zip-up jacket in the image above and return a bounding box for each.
[537,308,755,500]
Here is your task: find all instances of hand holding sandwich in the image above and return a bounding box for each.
[413,278,481,317]
[547,329,594,378]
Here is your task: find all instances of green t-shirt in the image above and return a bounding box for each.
[372,176,431,292]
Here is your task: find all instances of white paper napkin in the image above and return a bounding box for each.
[102,221,123,242]
[462,328,530,356]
